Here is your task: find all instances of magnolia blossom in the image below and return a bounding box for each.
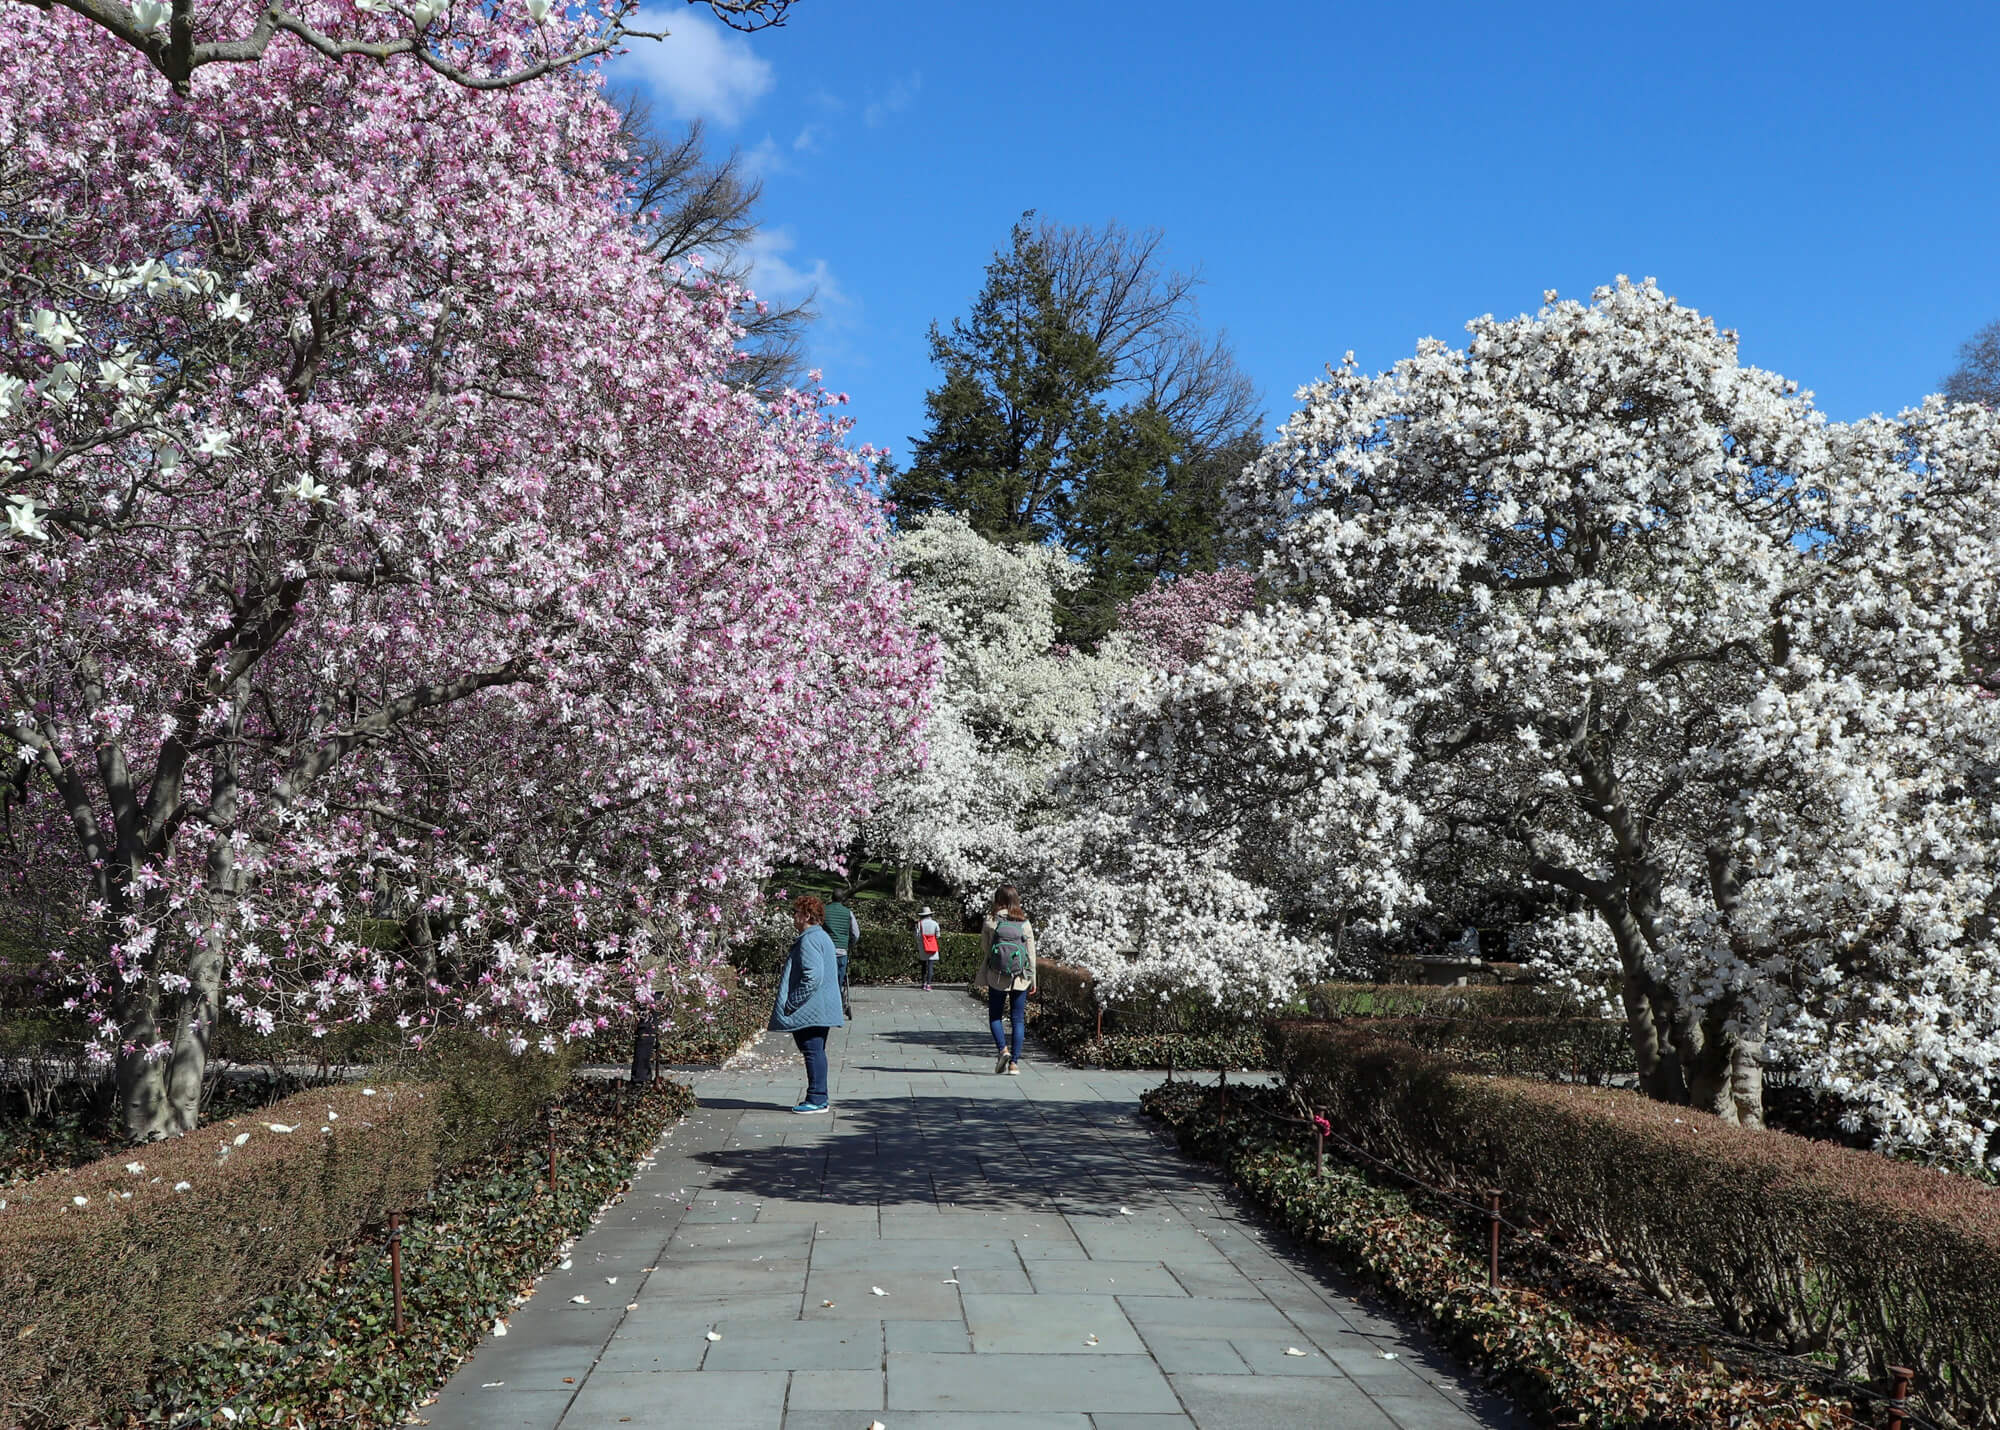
[1,11,930,1139]
[863,514,1138,904]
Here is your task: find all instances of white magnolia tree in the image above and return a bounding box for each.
[1047,280,2000,1168]
[864,514,1138,905]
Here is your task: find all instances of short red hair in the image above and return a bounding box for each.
[793,894,826,923]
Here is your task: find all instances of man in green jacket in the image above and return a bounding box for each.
[822,894,860,1020]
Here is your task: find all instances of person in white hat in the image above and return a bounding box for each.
[914,906,942,990]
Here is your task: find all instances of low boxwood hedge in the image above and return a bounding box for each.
[0,1037,574,1427]
[1271,1020,2000,1430]
[1005,960,1276,1071]
[1300,981,1588,1020]
[1145,1078,1860,1430]
[126,1075,694,1429]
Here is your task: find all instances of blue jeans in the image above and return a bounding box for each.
[793,1027,829,1104]
[987,987,1026,1060]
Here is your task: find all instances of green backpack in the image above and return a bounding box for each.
[987,915,1032,981]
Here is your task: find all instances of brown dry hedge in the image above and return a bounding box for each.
[1272,1020,2000,1430]
[0,1037,570,1427]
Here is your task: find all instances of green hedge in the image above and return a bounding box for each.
[0,1040,572,1428]
[1145,1079,1858,1430]
[733,926,984,987]
[1271,1021,2000,1430]
[1300,981,1588,1020]
[1007,960,1275,1070]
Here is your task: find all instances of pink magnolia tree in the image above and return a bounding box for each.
[1116,568,1255,671]
[0,11,931,1138]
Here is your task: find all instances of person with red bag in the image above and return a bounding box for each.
[914,906,941,990]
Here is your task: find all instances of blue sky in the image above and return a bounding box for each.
[610,0,2000,465]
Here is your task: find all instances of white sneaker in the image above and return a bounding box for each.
[1006,1060,1021,1075]
[995,1052,1011,1074]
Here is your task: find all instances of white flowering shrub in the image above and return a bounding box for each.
[863,514,1142,901]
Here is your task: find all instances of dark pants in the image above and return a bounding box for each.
[987,987,1026,1060]
[921,955,937,986]
[793,1027,829,1104]
[835,951,851,1014]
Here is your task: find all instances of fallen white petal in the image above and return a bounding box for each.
[705,1331,722,1342]
[1084,1334,1100,1346]
[1118,1207,1134,1216]
[493,1321,508,1336]
[1379,1351,1398,1360]
[869,1286,888,1297]
[569,1296,590,1305]
[941,1278,959,1284]
[1285,1347,1309,1357]
[605,1277,618,1285]
[560,1258,573,1270]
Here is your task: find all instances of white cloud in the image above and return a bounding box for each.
[620,9,774,126]
[792,123,823,153]
[741,135,793,179]
[741,228,846,311]
[864,72,921,128]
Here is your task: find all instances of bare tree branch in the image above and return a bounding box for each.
[613,90,816,392]
[1034,217,1262,454]
[12,0,797,93]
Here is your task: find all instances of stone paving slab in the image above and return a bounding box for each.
[423,985,1515,1430]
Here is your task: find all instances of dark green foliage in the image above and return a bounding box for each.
[889,217,1244,646]
[1145,1079,1861,1430]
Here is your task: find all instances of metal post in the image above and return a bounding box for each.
[1486,1190,1502,1291]
[630,1012,658,1086]
[388,1213,406,1334]
[1886,1367,1915,1430]
[547,1113,557,1192]
[1218,1066,1228,1125]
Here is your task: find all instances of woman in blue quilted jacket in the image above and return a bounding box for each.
[769,894,846,1114]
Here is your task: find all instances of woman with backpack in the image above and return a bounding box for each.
[768,894,845,1114]
[974,885,1036,1074]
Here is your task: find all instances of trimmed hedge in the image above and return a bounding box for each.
[0,1040,571,1428]
[129,1076,695,1428]
[1348,1015,1633,1083]
[734,926,985,986]
[1145,1079,1860,1429]
[1301,981,1588,1020]
[1272,1021,2000,1429]
[1010,960,1275,1071]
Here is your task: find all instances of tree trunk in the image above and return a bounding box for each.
[115,977,172,1142]
[895,864,915,901]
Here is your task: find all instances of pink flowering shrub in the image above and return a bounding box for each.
[0,12,933,1135]
[1117,568,1255,669]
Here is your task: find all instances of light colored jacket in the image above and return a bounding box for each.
[974,913,1037,992]
[915,916,941,953]
[769,925,846,1031]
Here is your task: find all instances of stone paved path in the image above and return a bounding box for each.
[423,986,1513,1430]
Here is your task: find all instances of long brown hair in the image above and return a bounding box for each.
[992,885,1026,920]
